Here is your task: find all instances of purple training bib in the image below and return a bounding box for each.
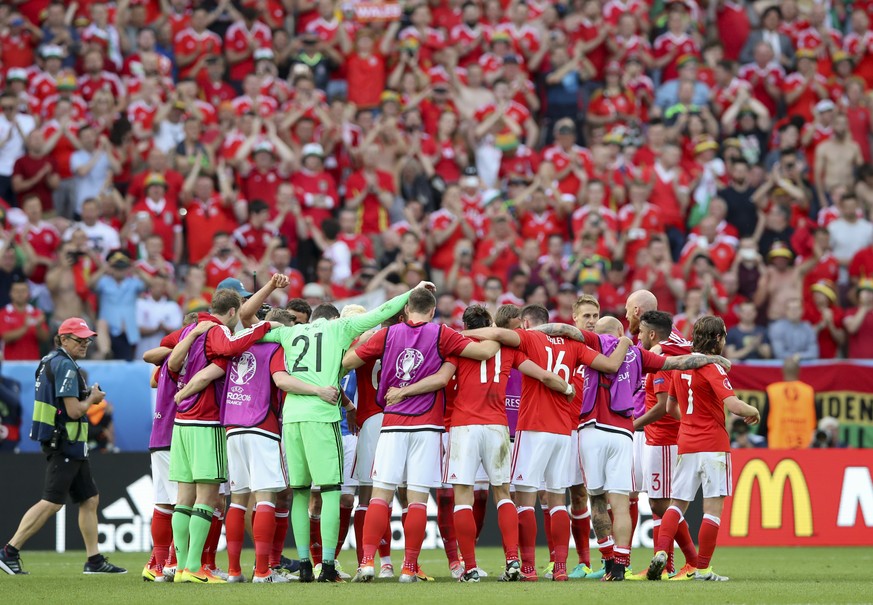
[221,343,280,427]
[376,322,444,416]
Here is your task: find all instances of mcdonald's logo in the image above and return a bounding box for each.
[730,459,814,538]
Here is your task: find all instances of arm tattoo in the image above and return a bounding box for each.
[661,354,723,371]
[531,323,585,342]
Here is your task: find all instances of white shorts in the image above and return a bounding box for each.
[352,414,382,485]
[631,431,646,493]
[578,426,633,495]
[151,450,177,505]
[227,433,287,494]
[570,428,585,487]
[444,424,511,486]
[510,430,572,493]
[672,451,733,502]
[643,443,678,500]
[342,434,358,495]
[371,430,443,492]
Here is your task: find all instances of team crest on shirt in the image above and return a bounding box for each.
[723,377,732,390]
[230,351,257,385]
[396,348,424,382]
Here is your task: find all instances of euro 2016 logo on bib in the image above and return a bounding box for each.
[230,352,257,386]
[396,348,424,382]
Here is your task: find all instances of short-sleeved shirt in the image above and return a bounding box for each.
[516,329,598,436]
[644,371,680,446]
[668,361,734,454]
[355,321,472,429]
[446,344,524,428]
[260,291,411,424]
[0,304,45,360]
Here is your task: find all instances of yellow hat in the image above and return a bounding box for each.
[767,242,794,260]
[144,172,167,188]
[810,279,837,305]
[796,48,817,61]
[859,278,873,292]
[694,137,719,154]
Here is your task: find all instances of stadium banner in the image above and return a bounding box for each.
[731,360,873,448]
[721,449,873,547]
[352,2,402,22]
[2,361,155,453]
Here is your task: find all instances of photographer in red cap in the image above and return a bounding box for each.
[0,317,126,576]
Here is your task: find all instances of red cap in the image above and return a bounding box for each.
[58,317,97,339]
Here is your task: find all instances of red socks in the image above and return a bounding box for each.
[309,515,322,566]
[629,498,639,542]
[473,489,488,540]
[614,545,631,567]
[166,541,177,567]
[569,508,591,566]
[337,505,353,554]
[361,498,390,565]
[676,518,698,568]
[402,502,427,573]
[202,510,223,568]
[518,506,537,574]
[353,506,367,565]
[270,508,289,568]
[656,506,682,553]
[225,504,246,576]
[379,523,392,559]
[597,536,614,563]
[436,488,458,566]
[550,507,570,575]
[151,507,173,571]
[541,504,554,563]
[697,515,720,569]
[253,502,276,576]
[496,499,519,563]
[453,505,478,571]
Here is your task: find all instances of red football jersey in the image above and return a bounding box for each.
[669,362,734,454]
[643,371,680,446]
[447,345,524,428]
[515,330,598,436]
[354,346,381,428]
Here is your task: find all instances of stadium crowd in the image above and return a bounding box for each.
[3,0,873,363]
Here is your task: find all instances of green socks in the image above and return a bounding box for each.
[291,488,311,560]
[171,505,193,570]
[319,489,340,563]
[186,504,214,571]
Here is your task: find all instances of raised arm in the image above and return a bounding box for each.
[173,363,226,403]
[342,282,434,336]
[518,359,572,399]
[383,361,457,406]
[239,273,289,328]
[462,327,521,347]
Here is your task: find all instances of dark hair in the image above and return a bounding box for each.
[385,309,405,326]
[639,310,673,341]
[407,288,436,314]
[249,199,270,215]
[265,308,295,325]
[508,268,527,284]
[311,303,340,321]
[213,230,230,240]
[286,298,312,321]
[462,304,492,330]
[521,304,549,326]
[692,315,726,355]
[183,312,198,326]
[495,304,521,328]
[321,218,340,240]
[485,276,503,289]
[211,289,242,315]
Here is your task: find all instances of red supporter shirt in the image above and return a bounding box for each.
[516,329,597,436]
[205,256,243,289]
[175,27,223,80]
[16,222,60,284]
[644,371,680,446]
[346,53,386,108]
[225,21,272,82]
[446,344,524,428]
[668,362,734,454]
[354,350,381,428]
[128,170,184,206]
[165,315,272,424]
[131,198,181,261]
[354,322,472,430]
[345,170,395,235]
[184,196,239,265]
[0,304,45,360]
[476,237,523,283]
[428,209,464,272]
[233,223,275,262]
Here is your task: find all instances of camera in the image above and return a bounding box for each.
[256,303,272,321]
[67,251,85,263]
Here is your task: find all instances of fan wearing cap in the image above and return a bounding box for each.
[234,117,294,210]
[0,12,40,70]
[290,143,339,230]
[28,45,68,106]
[802,279,845,359]
[131,172,183,264]
[844,278,873,357]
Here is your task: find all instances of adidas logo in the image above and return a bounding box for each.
[515,474,523,480]
[449,474,457,480]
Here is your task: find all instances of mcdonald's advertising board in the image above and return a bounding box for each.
[721,450,873,546]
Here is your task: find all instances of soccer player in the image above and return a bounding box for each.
[260,281,438,583]
[164,289,275,584]
[343,288,500,583]
[529,315,732,581]
[463,304,630,582]
[633,310,700,580]
[647,316,760,582]
[442,305,573,582]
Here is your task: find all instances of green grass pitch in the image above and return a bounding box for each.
[2,546,869,605]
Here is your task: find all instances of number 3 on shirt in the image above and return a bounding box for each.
[480,349,502,383]
[681,373,694,414]
[545,347,570,382]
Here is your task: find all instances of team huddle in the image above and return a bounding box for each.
[141,276,759,584]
